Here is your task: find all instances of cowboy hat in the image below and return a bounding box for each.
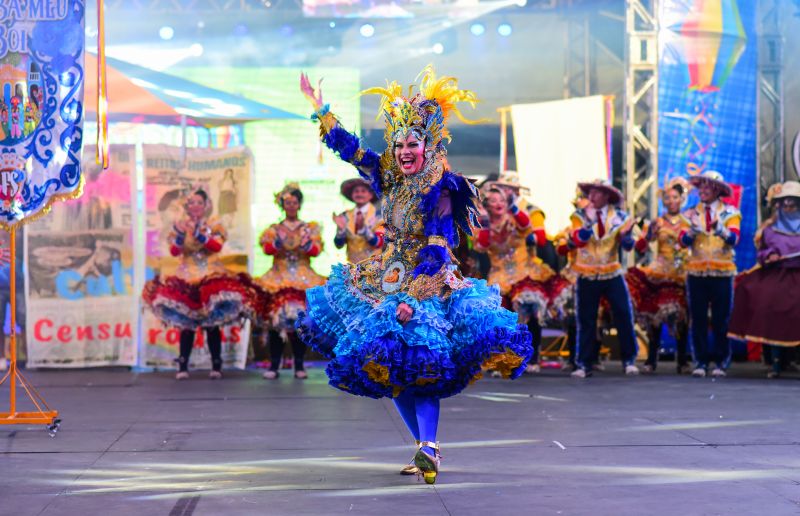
[688,170,733,198]
[577,179,623,205]
[340,178,375,203]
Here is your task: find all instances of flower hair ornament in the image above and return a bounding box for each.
[361,65,486,154]
[275,182,303,208]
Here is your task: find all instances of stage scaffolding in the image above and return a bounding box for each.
[758,0,786,219]
[623,0,659,223]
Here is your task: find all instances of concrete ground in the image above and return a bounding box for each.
[1,362,799,516]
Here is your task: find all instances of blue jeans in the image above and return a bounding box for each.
[686,275,733,370]
[576,275,638,371]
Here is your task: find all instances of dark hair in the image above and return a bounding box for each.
[482,187,505,208]
[158,189,184,212]
[280,188,303,208]
[669,184,685,196]
[193,188,208,202]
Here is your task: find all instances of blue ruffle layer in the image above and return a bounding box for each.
[296,264,533,399]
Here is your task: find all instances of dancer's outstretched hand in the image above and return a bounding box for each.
[396,303,414,324]
[300,73,324,111]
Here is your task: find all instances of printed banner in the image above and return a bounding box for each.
[25,144,136,367]
[142,144,253,370]
[658,0,758,269]
[0,1,86,227]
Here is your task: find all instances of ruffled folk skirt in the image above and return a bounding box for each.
[728,266,800,347]
[143,272,262,330]
[296,264,533,400]
[624,267,687,327]
[256,287,308,334]
[506,276,573,323]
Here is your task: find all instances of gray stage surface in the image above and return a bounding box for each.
[1,364,799,516]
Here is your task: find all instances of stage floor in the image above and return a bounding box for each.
[1,363,799,516]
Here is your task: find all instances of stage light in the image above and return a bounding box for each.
[190,43,204,57]
[197,21,205,29]
[159,26,175,41]
[360,23,375,38]
[432,43,444,54]
[470,23,485,36]
[516,0,527,6]
[329,21,336,28]
[497,23,512,37]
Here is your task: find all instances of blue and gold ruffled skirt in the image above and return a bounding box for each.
[296,264,533,399]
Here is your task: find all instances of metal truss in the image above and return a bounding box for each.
[623,0,658,222]
[563,11,594,98]
[757,0,785,217]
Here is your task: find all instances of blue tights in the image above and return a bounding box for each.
[393,392,440,455]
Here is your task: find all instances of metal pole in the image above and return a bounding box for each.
[9,226,16,415]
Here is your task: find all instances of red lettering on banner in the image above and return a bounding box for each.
[57,326,72,343]
[194,328,205,348]
[115,323,132,338]
[35,319,53,342]
[166,328,180,345]
[76,326,94,341]
[148,328,161,344]
[98,323,111,340]
[230,326,241,344]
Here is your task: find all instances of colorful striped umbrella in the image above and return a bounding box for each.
[84,54,302,126]
[670,0,747,93]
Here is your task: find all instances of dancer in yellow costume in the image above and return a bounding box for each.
[333,178,384,263]
[258,183,326,380]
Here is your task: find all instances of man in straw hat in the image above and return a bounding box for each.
[567,179,639,378]
[333,178,384,264]
[679,170,741,378]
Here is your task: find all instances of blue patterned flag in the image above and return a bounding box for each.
[0,1,85,227]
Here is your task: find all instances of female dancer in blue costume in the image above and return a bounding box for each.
[296,68,533,484]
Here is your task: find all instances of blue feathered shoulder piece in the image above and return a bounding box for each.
[412,170,480,278]
[419,170,480,247]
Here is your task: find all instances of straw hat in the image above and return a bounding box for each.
[688,170,733,198]
[577,179,623,205]
[340,178,375,203]
[772,180,800,201]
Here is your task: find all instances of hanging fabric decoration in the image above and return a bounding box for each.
[0,0,86,228]
[96,0,108,169]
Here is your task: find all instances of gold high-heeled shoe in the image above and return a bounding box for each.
[400,441,420,475]
[414,441,440,484]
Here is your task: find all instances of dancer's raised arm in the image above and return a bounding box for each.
[300,73,383,196]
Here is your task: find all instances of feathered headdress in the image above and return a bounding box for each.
[362,65,484,151]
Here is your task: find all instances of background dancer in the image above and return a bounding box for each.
[143,189,260,380]
[257,184,326,380]
[568,180,639,378]
[627,178,692,373]
[679,171,741,378]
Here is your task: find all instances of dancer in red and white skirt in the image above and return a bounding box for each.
[475,184,567,372]
[143,188,261,380]
[627,178,692,374]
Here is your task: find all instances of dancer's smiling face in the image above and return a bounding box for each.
[485,190,507,218]
[351,185,373,206]
[663,188,683,215]
[186,193,206,220]
[282,194,300,219]
[394,133,426,176]
[698,181,719,203]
